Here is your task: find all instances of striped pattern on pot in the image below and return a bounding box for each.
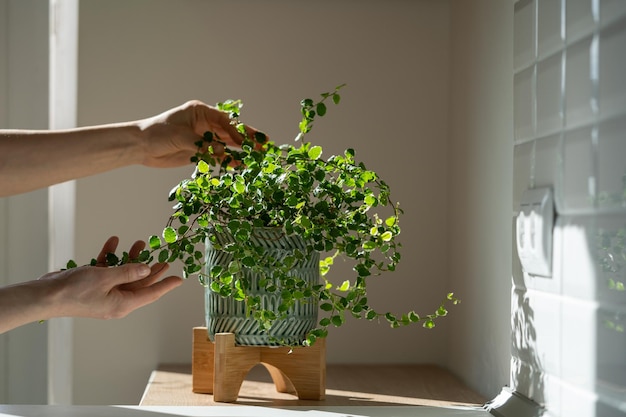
[205,228,320,346]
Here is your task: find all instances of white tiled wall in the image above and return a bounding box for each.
[513,1,626,416]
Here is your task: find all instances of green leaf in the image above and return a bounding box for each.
[241,256,255,267]
[210,265,223,277]
[254,131,267,144]
[105,252,119,266]
[316,102,327,117]
[66,260,78,269]
[163,227,178,244]
[228,261,240,274]
[363,241,376,251]
[233,179,246,194]
[331,315,344,327]
[149,235,161,250]
[320,303,333,311]
[338,280,350,291]
[210,281,221,293]
[138,250,151,262]
[355,264,371,277]
[197,160,210,174]
[385,312,396,322]
[308,145,323,160]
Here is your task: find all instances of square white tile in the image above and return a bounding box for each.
[561,297,597,389]
[600,0,626,26]
[537,53,564,137]
[599,22,626,121]
[560,216,598,299]
[593,213,626,305]
[534,134,563,209]
[515,0,537,71]
[515,67,536,142]
[565,36,594,128]
[562,125,595,213]
[596,116,626,211]
[514,140,535,210]
[566,0,596,43]
[538,0,564,58]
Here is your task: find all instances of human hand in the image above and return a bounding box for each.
[41,236,182,320]
[137,100,267,168]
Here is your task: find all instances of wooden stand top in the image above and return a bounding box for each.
[140,363,486,408]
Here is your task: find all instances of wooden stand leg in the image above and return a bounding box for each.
[213,333,259,402]
[191,327,326,402]
[261,337,326,400]
[192,327,214,394]
[263,364,297,394]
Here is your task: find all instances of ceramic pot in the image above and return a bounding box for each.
[204,228,319,346]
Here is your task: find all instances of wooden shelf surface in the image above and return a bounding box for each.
[140,363,486,408]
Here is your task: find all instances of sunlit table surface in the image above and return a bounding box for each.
[0,364,489,417]
[141,363,487,409]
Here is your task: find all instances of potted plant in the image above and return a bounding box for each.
[72,84,458,347]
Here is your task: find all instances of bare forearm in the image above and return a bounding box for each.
[0,259,182,334]
[0,100,262,197]
[0,123,143,197]
[0,280,58,334]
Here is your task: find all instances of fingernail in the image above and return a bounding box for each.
[137,265,151,277]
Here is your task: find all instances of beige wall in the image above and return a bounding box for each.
[74,0,452,404]
[0,0,50,404]
[447,0,514,399]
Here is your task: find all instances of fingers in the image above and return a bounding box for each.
[48,258,181,320]
[128,240,146,260]
[109,266,183,318]
[128,276,183,306]
[96,236,119,266]
[190,101,266,149]
[95,237,147,267]
[118,263,151,284]
[119,262,169,291]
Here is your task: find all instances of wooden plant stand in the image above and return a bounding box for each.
[191,327,326,402]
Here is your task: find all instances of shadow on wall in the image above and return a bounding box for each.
[511,174,626,414]
[593,218,626,402]
[510,290,545,405]
[592,169,626,403]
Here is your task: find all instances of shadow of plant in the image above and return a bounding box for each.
[596,224,626,311]
[511,290,545,405]
[594,221,626,400]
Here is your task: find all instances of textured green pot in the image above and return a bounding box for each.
[204,228,319,346]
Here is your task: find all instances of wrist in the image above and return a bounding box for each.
[0,279,62,333]
[98,121,145,167]
[30,278,65,321]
